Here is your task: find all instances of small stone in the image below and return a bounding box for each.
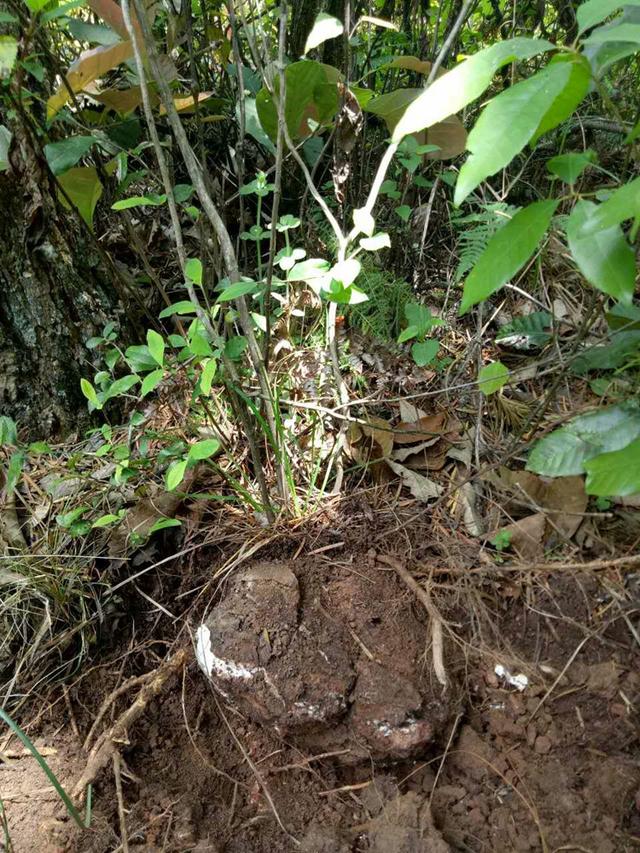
[534,735,552,755]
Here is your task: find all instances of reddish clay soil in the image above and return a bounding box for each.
[2,524,639,853]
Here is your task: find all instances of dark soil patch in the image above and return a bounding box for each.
[3,516,639,853]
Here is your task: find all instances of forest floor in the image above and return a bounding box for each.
[2,490,639,853]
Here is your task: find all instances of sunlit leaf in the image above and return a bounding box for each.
[159,91,215,115]
[187,439,220,462]
[455,60,581,205]
[577,0,640,34]
[0,36,18,78]
[584,437,640,496]
[392,37,554,142]
[304,13,344,54]
[146,329,165,366]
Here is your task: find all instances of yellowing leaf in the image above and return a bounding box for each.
[48,41,134,119]
[57,166,103,229]
[159,91,215,115]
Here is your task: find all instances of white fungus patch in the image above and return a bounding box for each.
[195,624,257,681]
[494,663,529,692]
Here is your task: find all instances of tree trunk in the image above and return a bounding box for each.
[0,129,132,437]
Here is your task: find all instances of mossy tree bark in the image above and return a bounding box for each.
[0,128,132,437]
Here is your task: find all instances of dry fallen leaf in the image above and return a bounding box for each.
[393,413,447,444]
[496,513,546,560]
[386,460,442,501]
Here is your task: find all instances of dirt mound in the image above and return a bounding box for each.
[196,559,454,760]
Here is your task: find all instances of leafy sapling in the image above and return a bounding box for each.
[398,302,444,366]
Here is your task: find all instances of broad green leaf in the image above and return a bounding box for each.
[166,459,187,491]
[566,200,635,304]
[584,437,640,496]
[80,378,99,407]
[124,344,157,372]
[112,194,167,210]
[217,280,260,302]
[411,339,439,366]
[584,22,640,45]
[360,232,391,251]
[496,311,553,349]
[45,135,96,176]
[0,416,17,446]
[460,200,557,314]
[531,55,591,144]
[392,37,554,142]
[256,60,340,143]
[241,97,276,155]
[225,336,248,359]
[577,177,640,233]
[187,438,220,462]
[185,257,202,284]
[200,358,217,394]
[6,451,25,492]
[0,125,11,172]
[149,517,182,534]
[546,149,597,184]
[0,12,18,22]
[478,361,509,395]
[572,331,640,374]
[577,0,640,34]
[65,19,121,45]
[140,368,164,397]
[57,167,103,229]
[287,258,331,282]
[146,329,165,366]
[103,374,139,402]
[455,61,577,205]
[304,13,344,54]
[526,404,640,476]
[0,36,18,78]
[159,301,198,318]
[395,205,411,222]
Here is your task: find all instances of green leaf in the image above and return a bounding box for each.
[57,167,103,229]
[166,459,188,492]
[149,517,182,534]
[0,37,18,78]
[111,194,167,210]
[200,358,217,394]
[0,12,18,22]
[65,19,121,45]
[92,514,121,528]
[478,361,509,395]
[24,0,52,11]
[546,149,597,184]
[460,200,557,314]
[56,505,89,529]
[395,205,411,222]
[187,438,221,462]
[577,0,640,34]
[392,37,554,142]
[496,311,553,349]
[455,60,580,205]
[44,135,96,176]
[526,404,640,476]
[146,329,165,366]
[584,21,640,45]
[304,13,344,54]
[124,345,157,372]
[360,232,391,251]
[80,377,98,405]
[411,339,439,366]
[256,60,340,143]
[159,301,198,318]
[185,258,202,285]
[217,280,260,302]
[577,177,640,233]
[531,55,591,144]
[566,200,635,304]
[0,416,17,446]
[6,451,24,493]
[140,368,164,397]
[288,258,331,282]
[225,336,248,359]
[103,374,140,402]
[584,437,640,496]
